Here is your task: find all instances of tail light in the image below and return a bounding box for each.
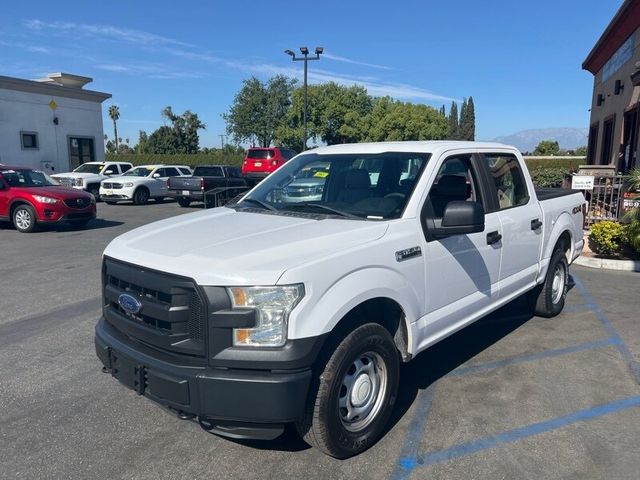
[271,160,277,166]
[167,178,171,188]
[200,178,204,190]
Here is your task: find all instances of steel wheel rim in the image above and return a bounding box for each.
[551,263,566,304]
[338,351,388,432]
[15,209,31,230]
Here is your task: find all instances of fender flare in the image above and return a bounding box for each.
[288,267,421,354]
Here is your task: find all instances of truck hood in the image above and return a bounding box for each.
[104,207,388,286]
[52,172,103,180]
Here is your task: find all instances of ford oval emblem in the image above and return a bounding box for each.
[118,293,142,314]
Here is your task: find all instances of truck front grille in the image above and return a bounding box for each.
[103,257,206,358]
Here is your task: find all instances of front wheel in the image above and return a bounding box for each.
[88,184,100,201]
[529,248,568,317]
[297,323,399,458]
[13,204,38,233]
[132,187,150,205]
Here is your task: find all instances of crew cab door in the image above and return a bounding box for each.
[416,152,502,347]
[479,153,543,297]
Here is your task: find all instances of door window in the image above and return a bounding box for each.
[164,167,180,177]
[483,154,529,210]
[424,155,484,220]
[68,137,95,169]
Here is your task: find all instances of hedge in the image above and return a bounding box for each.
[523,157,583,171]
[105,153,245,167]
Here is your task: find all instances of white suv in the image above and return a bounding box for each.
[100,164,192,205]
[52,162,133,200]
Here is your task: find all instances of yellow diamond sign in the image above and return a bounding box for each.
[49,99,58,110]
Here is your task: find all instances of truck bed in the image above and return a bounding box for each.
[535,188,578,202]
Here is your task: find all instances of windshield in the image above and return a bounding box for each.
[236,152,429,220]
[73,163,104,174]
[122,167,153,177]
[1,169,60,187]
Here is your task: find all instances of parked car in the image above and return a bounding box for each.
[100,165,192,205]
[167,165,248,207]
[282,162,330,203]
[241,147,297,185]
[51,161,133,200]
[0,166,96,233]
[95,141,584,458]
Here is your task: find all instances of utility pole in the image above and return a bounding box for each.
[284,46,323,151]
[218,134,227,150]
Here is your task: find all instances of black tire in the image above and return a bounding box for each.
[529,248,569,317]
[12,204,38,233]
[69,219,91,228]
[132,187,150,205]
[105,201,117,205]
[296,323,400,458]
[177,198,191,207]
[88,184,100,202]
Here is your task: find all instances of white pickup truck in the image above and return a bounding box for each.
[95,141,584,458]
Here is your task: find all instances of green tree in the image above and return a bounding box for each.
[459,96,475,141]
[440,104,446,117]
[135,130,149,154]
[574,145,588,156]
[161,106,206,154]
[224,75,296,147]
[108,105,120,152]
[448,101,459,139]
[533,140,560,156]
[362,97,448,142]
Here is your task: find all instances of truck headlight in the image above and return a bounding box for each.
[74,178,84,187]
[33,195,59,204]
[227,284,304,347]
[123,182,134,187]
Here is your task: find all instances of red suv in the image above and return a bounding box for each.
[0,165,96,233]
[241,147,297,184]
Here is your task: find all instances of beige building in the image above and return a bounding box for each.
[583,0,640,174]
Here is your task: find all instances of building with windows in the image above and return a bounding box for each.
[583,0,640,174]
[0,72,111,174]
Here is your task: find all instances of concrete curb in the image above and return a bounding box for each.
[574,255,640,272]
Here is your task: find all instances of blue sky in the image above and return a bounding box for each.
[0,1,623,148]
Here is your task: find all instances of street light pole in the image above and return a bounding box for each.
[285,46,323,151]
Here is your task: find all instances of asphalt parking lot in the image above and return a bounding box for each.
[1,201,639,480]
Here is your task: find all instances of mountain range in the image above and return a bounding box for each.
[491,128,588,153]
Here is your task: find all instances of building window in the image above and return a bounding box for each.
[587,123,598,164]
[600,116,616,165]
[21,132,39,150]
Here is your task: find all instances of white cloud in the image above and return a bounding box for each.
[322,52,391,70]
[94,63,203,79]
[25,19,195,48]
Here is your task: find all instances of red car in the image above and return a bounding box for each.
[241,147,297,185]
[0,165,96,233]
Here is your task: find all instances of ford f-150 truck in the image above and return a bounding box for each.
[167,165,248,207]
[95,141,584,458]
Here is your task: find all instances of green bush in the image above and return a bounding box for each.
[623,208,640,253]
[589,220,625,255]
[106,153,245,168]
[524,158,581,171]
[529,167,569,188]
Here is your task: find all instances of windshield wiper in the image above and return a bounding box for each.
[284,203,360,219]
[240,198,277,211]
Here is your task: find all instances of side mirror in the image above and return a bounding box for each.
[152,173,161,178]
[433,201,485,238]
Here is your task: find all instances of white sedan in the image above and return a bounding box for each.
[100,164,192,205]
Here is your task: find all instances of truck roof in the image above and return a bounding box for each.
[310,141,517,155]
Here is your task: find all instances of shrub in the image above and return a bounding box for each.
[623,208,640,253]
[589,221,625,255]
[524,158,581,171]
[106,153,245,168]
[529,167,568,188]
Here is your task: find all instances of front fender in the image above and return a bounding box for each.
[287,267,421,349]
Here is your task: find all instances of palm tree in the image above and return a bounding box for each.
[108,105,120,153]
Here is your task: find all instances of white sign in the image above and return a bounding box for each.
[572,175,595,191]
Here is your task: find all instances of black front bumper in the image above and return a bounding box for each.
[95,318,316,439]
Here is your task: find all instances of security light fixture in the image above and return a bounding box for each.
[614,80,624,95]
[285,46,324,151]
[597,94,604,106]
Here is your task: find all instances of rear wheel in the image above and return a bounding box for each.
[296,323,399,458]
[177,198,191,207]
[529,248,568,317]
[133,187,150,205]
[13,204,38,233]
